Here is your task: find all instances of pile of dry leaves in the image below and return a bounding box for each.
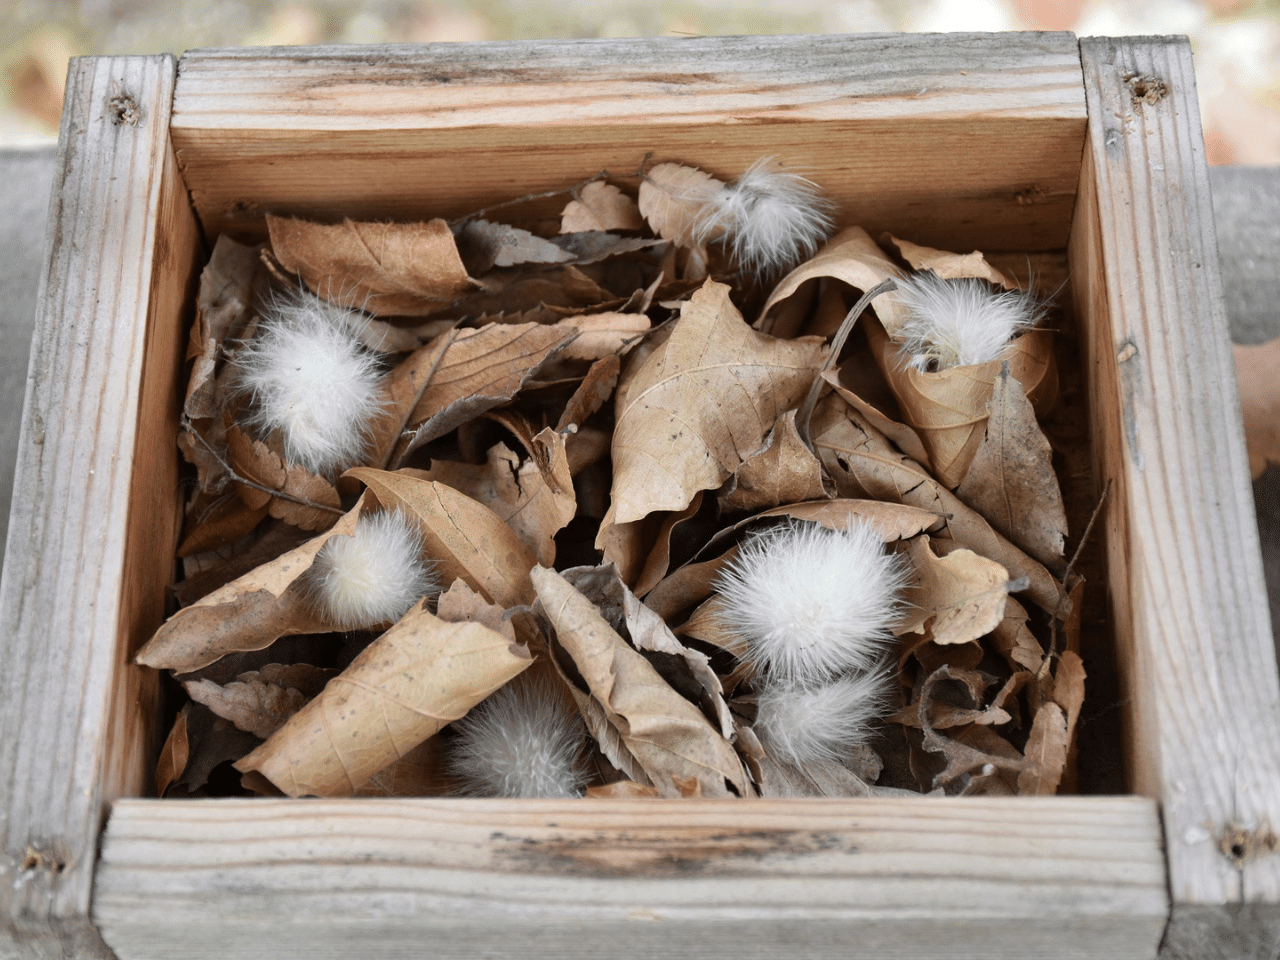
[140,161,1087,801]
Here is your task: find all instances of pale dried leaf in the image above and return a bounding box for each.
[1233,337,1280,478]
[602,279,826,529]
[347,468,538,608]
[557,355,621,432]
[903,536,1010,645]
[990,597,1045,674]
[354,737,451,797]
[436,577,514,641]
[585,780,662,798]
[553,233,663,264]
[225,424,344,531]
[237,602,532,796]
[267,215,474,317]
[155,707,191,797]
[184,677,307,739]
[756,755,875,798]
[561,181,645,233]
[882,234,1017,290]
[821,369,931,467]
[187,236,259,421]
[1018,702,1070,796]
[954,362,1067,566]
[557,312,651,361]
[638,162,724,245]
[916,666,1026,789]
[456,218,575,274]
[1052,649,1087,735]
[718,410,832,514]
[532,565,750,798]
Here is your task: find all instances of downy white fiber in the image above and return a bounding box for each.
[715,518,907,685]
[234,288,385,475]
[309,509,438,631]
[450,671,587,799]
[754,672,890,767]
[694,158,834,277]
[893,271,1045,371]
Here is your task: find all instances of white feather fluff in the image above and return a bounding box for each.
[234,288,385,476]
[309,510,438,630]
[715,518,907,685]
[754,672,889,767]
[694,157,834,277]
[893,271,1045,372]
[449,671,587,799]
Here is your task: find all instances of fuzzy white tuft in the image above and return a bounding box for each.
[715,518,907,685]
[449,672,588,799]
[694,157,834,277]
[234,288,385,475]
[309,510,439,630]
[754,672,889,767]
[893,271,1045,372]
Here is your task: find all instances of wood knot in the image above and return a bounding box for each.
[1219,823,1278,869]
[107,87,140,126]
[1124,73,1168,107]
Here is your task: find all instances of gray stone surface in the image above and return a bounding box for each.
[1212,165,1280,345]
[0,147,55,572]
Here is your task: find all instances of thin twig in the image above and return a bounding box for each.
[183,419,345,517]
[1042,478,1112,679]
[449,172,610,227]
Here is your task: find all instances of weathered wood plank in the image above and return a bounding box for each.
[171,33,1086,251]
[0,53,198,953]
[94,796,1167,960]
[1072,36,1280,914]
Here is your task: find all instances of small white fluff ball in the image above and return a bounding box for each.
[694,157,834,277]
[309,510,438,630]
[755,672,889,767]
[893,271,1045,372]
[450,672,587,799]
[715,519,907,685]
[234,289,384,475]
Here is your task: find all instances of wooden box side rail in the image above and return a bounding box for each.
[169,33,1087,252]
[92,796,1168,960]
[0,55,201,958]
[1070,36,1280,945]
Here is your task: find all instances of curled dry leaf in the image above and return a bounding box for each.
[990,597,1045,674]
[186,235,260,421]
[183,677,307,740]
[821,369,931,468]
[557,354,621,433]
[602,279,827,532]
[809,392,1066,617]
[347,468,538,608]
[168,703,263,796]
[135,500,364,673]
[866,317,1058,489]
[390,322,578,465]
[455,218,575,274]
[633,494,706,599]
[1233,337,1280,478]
[532,565,751,798]
[757,226,906,335]
[638,162,724,245]
[901,536,1011,646]
[718,410,833,515]
[225,423,344,531]
[1018,702,1069,796]
[267,214,474,317]
[915,666,1027,790]
[236,601,532,796]
[954,361,1067,566]
[557,312,651,361]
[155,706,191,796]
[881,234,1017,291]
[561,181,645,233]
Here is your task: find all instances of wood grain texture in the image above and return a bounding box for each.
[94,796,1167,960]
[171,33,1086,251]
[0,54,198,951]
[1071,36,1280,910]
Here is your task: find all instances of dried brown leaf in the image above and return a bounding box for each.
[718,410,833,514]
[169,703,263,796]
[347,468,538,608]
[952,362,1067,565]
[633,494,706,599]
[1017,702,1069,796]
[557,312,651,361]
[821,369,931,468]
[1052,649,1087,735]
[183,677,307,739]
[391,322,578,465]
[557,355,621,433]
[602,279,826,530]
[155,706,191,797]
[177,494,269,558]
[554,233,663,265]
[638,162,723,245]
[915,666,1026,790]
[456,219,575,274]
[354,736,452,797]
[532,565,750,798]
[237,602,532,796]
[267,214,474,317]
[810,392,1066,616]
[990,597,1045,674]
[186,236,260,421]
[756,755,875,798]
[758,226,906,335]
[585,780,662,799]
[881,234,1017,292]
[561,181,645,233]
[1233,337,1280,478]
[225,424,344,531]
[866,317,1058,489]
[902,536,1010,645]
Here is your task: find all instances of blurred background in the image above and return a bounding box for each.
[1,0,1278,161]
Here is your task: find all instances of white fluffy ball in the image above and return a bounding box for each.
[715,519,907,685]
[235,289,384,475]
[893,271,1045,372]
[755,672,889,767]
[449,672,587,799]
[309,510,438,630]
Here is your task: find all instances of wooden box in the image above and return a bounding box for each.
[2,33,1278,960]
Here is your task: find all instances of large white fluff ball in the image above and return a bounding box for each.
[449,672,587,799]
[309,510,438,630]
[235,289,384,475]
[893,271,1045,372]
[715,519,907,685]
[754,672,889,767]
